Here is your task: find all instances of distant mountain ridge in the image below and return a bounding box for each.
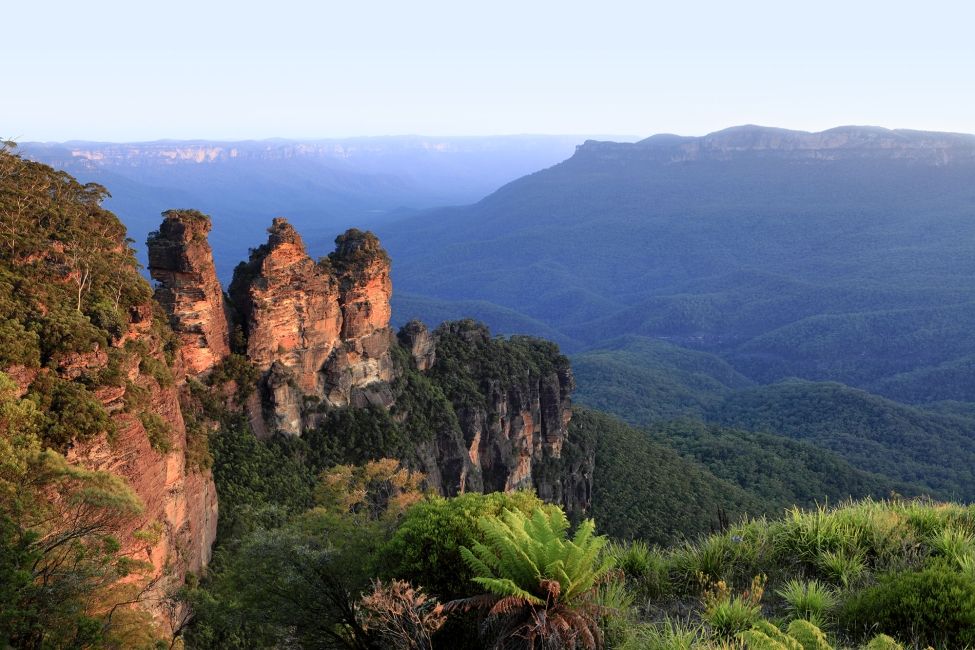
[22,134,630,281]
[577,124,975,163]
[381,124,975,401]
[30,135,630,167]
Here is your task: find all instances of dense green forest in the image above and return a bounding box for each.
[381,128,975,426]
[572,336,752,422]
[570,334,975,504]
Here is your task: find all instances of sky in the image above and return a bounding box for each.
[3,0,974,141]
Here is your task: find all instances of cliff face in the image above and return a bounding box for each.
[402,320,591,515]
[0,143,221,639]
[147,210,232,377]
[229,219,394,436]
[24,303,218,626]
[577,125,975,164]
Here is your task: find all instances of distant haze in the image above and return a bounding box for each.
[22,134,623,278]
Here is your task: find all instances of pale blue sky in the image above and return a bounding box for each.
[3,0,973,141]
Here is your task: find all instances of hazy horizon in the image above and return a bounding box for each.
[19,122,975,147]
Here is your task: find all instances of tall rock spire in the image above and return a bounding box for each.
[147,210,231,377]
[229,218,394,435]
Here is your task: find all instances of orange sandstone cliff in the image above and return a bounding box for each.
[147,210,232,377]
[20,301,220,629]
[228,219,394,436]
[145,214,592,516]
[72,304,218,581]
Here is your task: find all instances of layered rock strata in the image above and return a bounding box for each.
[27,303,219,627]
[229,219,394,435]
[147,210,232,377]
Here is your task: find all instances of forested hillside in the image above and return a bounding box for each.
[572,336,975,503]
[381,126,975,403]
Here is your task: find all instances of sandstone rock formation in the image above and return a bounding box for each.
[403,320,589,512]
[35,302,218,626]
[229,219,394,435]
[398,320,436,371]
[147,210,231,377]
[148,215,593,515]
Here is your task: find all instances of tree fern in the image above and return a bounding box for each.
[450,505,614,649]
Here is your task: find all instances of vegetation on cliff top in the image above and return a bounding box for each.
[0,143,151,370]
[0,145,199,647]
[189,431,975,649]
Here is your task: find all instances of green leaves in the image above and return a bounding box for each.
[453,506,613,649]
[380,491,543,601]
[460,506,611,607]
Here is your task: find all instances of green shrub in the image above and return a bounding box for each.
[122,381,150,413]
[928,526,975,564]
[816,549,866,588]
[380,490,543,600]
[34,307,107,363]
[28,374,114,450]
[139,353,173,388]
[605,539,671,599]
[183,413,213,471]
[775,579,837,626]
[87,299,126,341]
[673,534,736,584]
[0,317,40,367]
[608,539,652,576]
[207,354,260,403]
[704,596,762,639]
[140,411,172,453]
[841,560,975,647]
[739,620,803,650]
[639,619,702,650]
[594,575,637,648]
[740,619,839,650]
[903,501,947,538]
[125,338,173,387]
[773,505,848,564]
[863,634,903,650]
[94,348,128,388]
[785,618,832,650]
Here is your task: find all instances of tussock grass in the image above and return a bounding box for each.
[607,498,975,649]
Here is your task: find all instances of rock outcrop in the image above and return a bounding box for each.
[149,216,594,515]
[229,219,394,435]
[398,320,436,371]
[402,320,589,513]
[147,210,231,377]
